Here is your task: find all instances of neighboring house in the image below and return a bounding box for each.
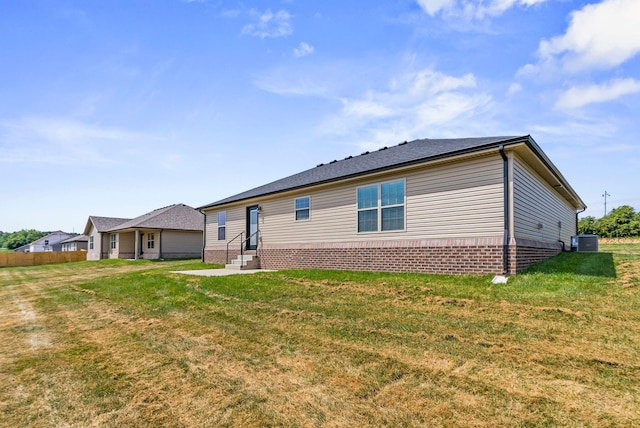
[13,244,30,253]
[198,135,586,275]
[84,216,132,260]
[60,234,89,252]
[83,204,204,260]
[28,231,72,252]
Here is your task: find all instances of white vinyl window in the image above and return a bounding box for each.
[217,211,226,240]
[89,236,94,250]
[295,196,311,221]
[147,233,155,249]
[110,234,117,249]
[357,179,405,233]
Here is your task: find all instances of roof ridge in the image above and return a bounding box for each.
[316,139,413,169]
[198,136,529,210]
[104,203,202,232]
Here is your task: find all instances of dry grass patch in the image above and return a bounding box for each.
[1,254,639,426]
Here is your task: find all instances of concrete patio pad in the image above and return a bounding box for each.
[172,268,276,277]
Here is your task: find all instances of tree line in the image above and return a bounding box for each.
[578,205,640,238]
[0,230,48,250]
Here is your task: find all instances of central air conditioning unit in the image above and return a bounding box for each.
[571,234,599,252]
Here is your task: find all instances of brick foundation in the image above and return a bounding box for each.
[204,237,564,275]
[204,249,248,265]
[509,238,563,274]
[259,246,503,274]
[256,239,505,275]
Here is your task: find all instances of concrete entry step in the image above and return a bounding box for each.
[226,255,261,270]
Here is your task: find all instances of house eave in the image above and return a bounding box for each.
[520,136,586,210]
[107,227,202,233]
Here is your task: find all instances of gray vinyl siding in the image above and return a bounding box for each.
[204,154,504,248]
[86,225,101,260]
[205,207,246,248]
[513,155,576,244]
[161,230,202,257]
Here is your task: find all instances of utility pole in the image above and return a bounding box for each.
[602,191,611,216]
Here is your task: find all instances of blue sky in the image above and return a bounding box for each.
[1,0,638,232]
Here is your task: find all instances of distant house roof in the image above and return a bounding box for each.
[106,204,204,232]
[30,231,71,246]
[60,234,89,244]
[85,216,132,234]
[199,135,584,210]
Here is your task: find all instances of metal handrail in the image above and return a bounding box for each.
[226,231,244,264]
[225,230,260,265]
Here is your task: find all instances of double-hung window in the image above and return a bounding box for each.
[147,233,155,249]
[89,236,94,250]
[357,179,405,233]
[217,211,226,241]
[110,234,117,249]
[295,197,310,221]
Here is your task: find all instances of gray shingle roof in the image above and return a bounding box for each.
[30,231,71,245]
[107,204,204,232]
[89,216,131,232]
[199,135,528,209]
[60,234,89,244]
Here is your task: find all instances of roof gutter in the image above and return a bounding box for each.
[499,145,510,275]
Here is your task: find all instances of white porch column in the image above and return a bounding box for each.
[134,230,139,260]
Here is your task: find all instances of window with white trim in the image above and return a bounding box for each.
[357,179,405,233]
[147,233,155,249]
[110,234,117,249]
[217,211,226,241]
[89,236,94,250]
[295,196,310,221]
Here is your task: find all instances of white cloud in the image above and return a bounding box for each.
[340,98,394,119]
[220,9,241,18]
[595,143,638,153]
[293,42,314,58]
[555,78,640,109]
[530,120,618,140]
[321,68,494,150]
[507,82,522,96]
[0,117,155,165]
[416,0,549,19]
[416,0,455,15]
[253,75,328,97]
[534,0,640,73]
[242,9,293,38]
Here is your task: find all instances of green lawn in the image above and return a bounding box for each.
[1,249,639,427]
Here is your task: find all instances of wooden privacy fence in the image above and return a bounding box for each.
[0,251,87,268]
